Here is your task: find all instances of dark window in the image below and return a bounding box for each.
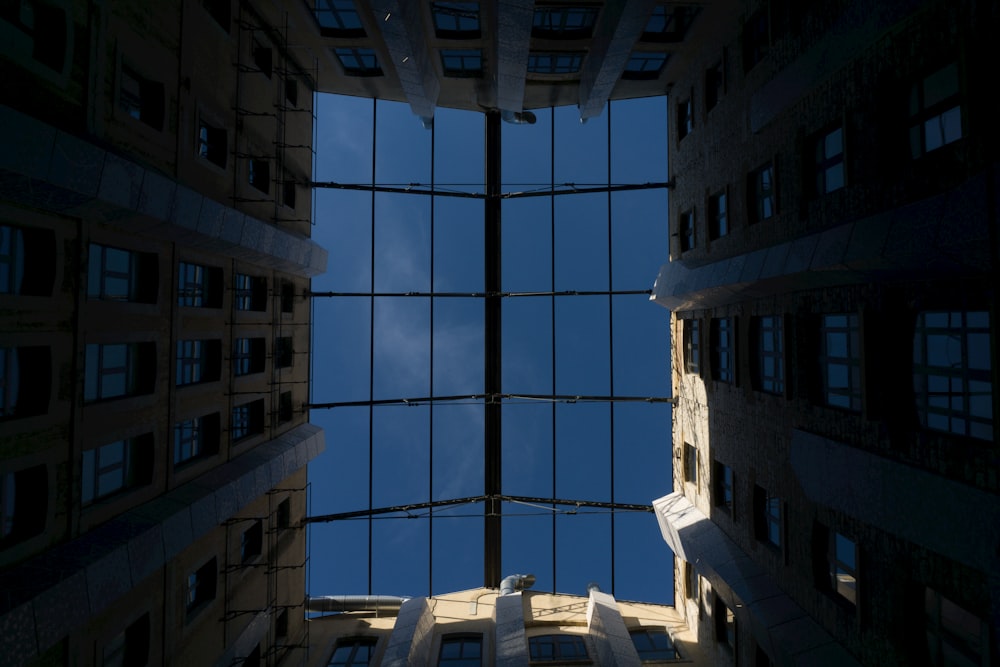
[0,1,68,72]
[753,485,782,548]
[241,520,262,562]
[173,413,221,466]
[278,391,293,423]
[233,338,266,377]
[0,346,50,420]
[1,224,56,297]
[528,635,588,661]
[334,48,382,76]
[820,313,861,411]
[0,465,47,548]
[755,643,772,667]
[683,442,697,484]
[705,61,723,111]
[84,342,155,402]
[102,613,150,667]
[176,339,222,386]
[630,629,680,660]
[234,274,267,312]
[683,319,700,374]
[285,79,298,107]
[813,126,845,195]
[913,311,992,440]
[198,120,227,168]
[315,0,365,37]
[203,0,230,31]
[252,37,272,78]
[186,557,217,618]
[81,434,154,506]
[642,5,701,42]
[440,49,483,77]
[742,8,769,71]
[87,243,157,303]
[710,317,735,383]
[827,530,857,606]
[678,208,695,252]
[249,158,271,194]
[280,281,295,313]
[276,497,291,530]
[232,399,265,442]
[623,52,668,80]
[283,176,297,209]
[714,595,736,651]
[910,63,962,158]
[432,2,480,38]
[177,262,223,308]
[242,644,261,667]
[747,161,776,224]
[676,97,693,140]
[275,337,294,368]
[753,315,784,395]
[119,64,165,130]
[713,461,733,514]
[439,634,482,665]
[329,637,377,666]
[532,7,598,39]
[708,190,727,239]
[684,561,699,600]
[275,608,288,640]
[925,588,989,666]
[527,52,584,74]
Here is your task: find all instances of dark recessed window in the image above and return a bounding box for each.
[249,158,271,194]
[439,634,482,665]
[103,613,150,667]
[0,224,56,297]
[82,434,154,506]
[820,313,861,411]
[705,61,723,111]
[87,243,157,303]
[714,595,736,651]
[84,342,155,402]
[1,2,69,72]
[176,339,222,386]
[910,63,962,158]
[532,7,598,39]
[334,47,382,76]
[676,96,692,140]
[232,399,265,442]
[241,520,262,562]
[527,52,584,74]
[708,190,727,239]
[285,78,298,107]
[678,208,695,252]
[624,52,669,80]
[177,262,223,308]
[283,176,297,209]
[913,311,992,440]
[630,629,680,660]
[252,37,272,78]
[683,442,697,484]
[747,161,776,224]
[440,49,484,78]
[710,317,735,383]
[529,635,588,661]
[0,465,47,548]
[813,126,845,195]
[275,337,294,368]
[315,0,365,37]
[1,346,51,420]
[828,530,857,606]
[684,561,698,600]
[119,64,164,130]
[275,608,288,640]
[642,5,701,42]
[242,645,261,667]
[234,273,267,312]
[278,391,293,423]
[280,280,295,313]
[432,2,480,38]
[753,485,782,548]
[198,120,227,168]
[683,318,700,374]
[328,637,377,666]
[712,461,733,514]
[753,315,784,395]
[925,588,989,666]
[203,0,230,31]
[186,557,217,619]
[233,338,266,377]
[276,497,291,530]
[174,413,221,466]
[742,8,769,72]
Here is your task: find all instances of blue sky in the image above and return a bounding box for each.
[306,94,674,604]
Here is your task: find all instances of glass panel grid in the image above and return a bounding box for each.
[820,313,862,410]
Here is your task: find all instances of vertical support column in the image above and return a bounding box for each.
[484,111,502,588]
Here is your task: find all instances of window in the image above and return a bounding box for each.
[705,61,723,111]
[438,634,482,665]
[713,461,733,514]
[532,7,598,38]
[925,588,990,667]
[440,49,484,77]
[708,190,727,239]
[275,337,294,368]
[252,37,272,78]
[623,52,669,80]
[710,317,735,383]
[176,339,222,386]
[329,637,377,666]
[177,262,223,307]
[248,158,270,194]
[684,561,699,600]
[753,485,782,548]
[285,78,298,107]
[820,313,861,411]
[103,613,150,667]
[754,316,784,395]
[0,224,55,296]
[642,5,700,42]
[315,0,365,37]
[278,391,294,423]
[813,126,845,195]
[827,530,857,606]
[683,442,697,484]
[281,280,295,313]
[630,629,680,660]
[241,520,263,562]
[742,7,769,71]
[1,465,47,547]
[232,399,265,442]
[528,635,588,661]
[275,608,288,640]
[198,120,227,168]
[0,1,69,73]
[87,244,157,303]
[186,557,217,618]
[173,413,220,466]
[913,311,992,440]
[335,48,382,76]
[82,434,153,506]
[233,338,266,377]
[243,645,261,667]
[84,343,155,402]
[910,63,962,158]
[1,346,50,420]
[676,97,693,141]
[527,52,584,74]
[747,161,776,224]
[234,274,267,312]
[203,0,230,31]
[283,176,297,209]
[276,497,291,530]
[432,2,480,38]
[119,63,165,130]
[678,208,695,252]
[683,318,700,374]
[714,595,736,651]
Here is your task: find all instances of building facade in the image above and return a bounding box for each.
[652,0,998,665]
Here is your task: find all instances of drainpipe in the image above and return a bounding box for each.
[499,573,536,596]
[306,595,409,615]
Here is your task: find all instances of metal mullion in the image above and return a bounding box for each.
[607,101,616,595]
[367,98,376,596]
[549,106,557,593]
[429,114,435,597]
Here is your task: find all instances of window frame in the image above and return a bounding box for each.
[747,161,776,224]
[173,414,220,466]
[641,5,701,42]
[315,0,366,38]
[84,342,153,403]
[678,208,695,253]
[233,337,266,377]
[328,637,378,666]
[438,633,483,665]
[198,119,228,169]
[526,52,585,75]
[754,315,785,395]
[334,47,383,76]
[531,6,599,39]
[186,557,218,619]
[432,2,481,39]
[676,96,693,141]
[714,594,736,652]
[709,316,735,383]
[819,313,862,411]
[630,628,680,661]
[81,434,153,506]
[440,49,484,78]
[712,460,733,515]
[753,485,783,549]
[683,442,697,485]
[528,634,589,662]
[177,262,222,308]
[623,51,669,80]
[682,318,700,374]
[234,273,267,312]
[924,587,990,666]
[0,465,47,547]
[248,157,271,194]
[909,62,963,158]
[119,62,165,131]
[707,189,728,240]
[828,530,857,607]
[813,125,846,196]
[705,60,724,111]
[232,399,265,442]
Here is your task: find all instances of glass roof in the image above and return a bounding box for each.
[308,96,673,603]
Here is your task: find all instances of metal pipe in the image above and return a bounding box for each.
[306,595,408,614]
[499,573,536,596]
